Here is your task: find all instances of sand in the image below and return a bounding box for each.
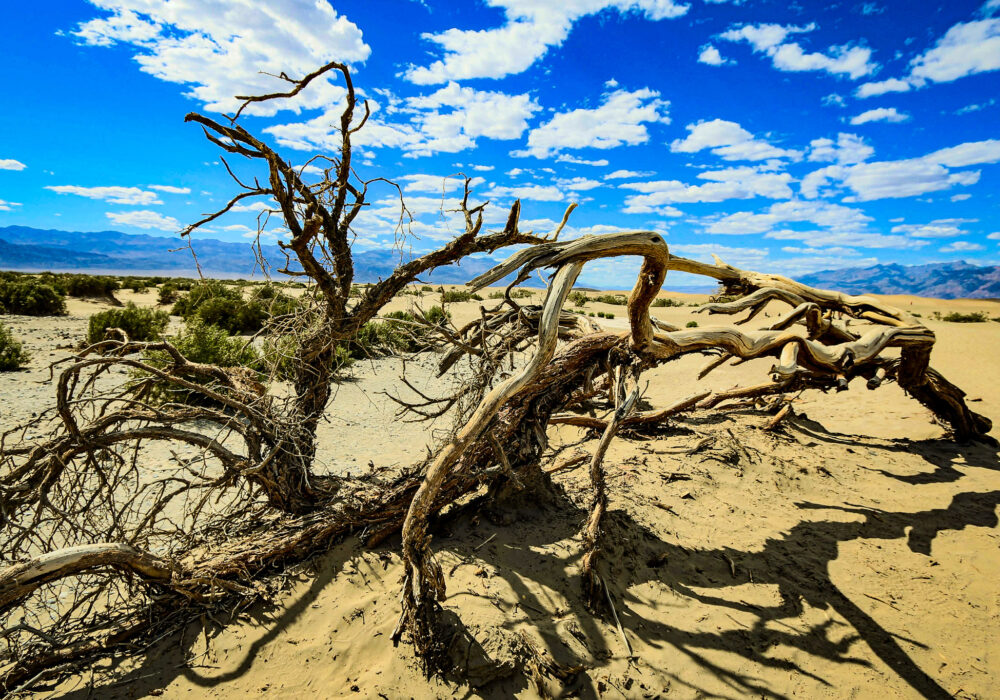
[2,287,998,699]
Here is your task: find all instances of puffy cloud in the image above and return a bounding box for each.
[0,159,27,171]
[399,174,485,193]
[719,22,876,79]
[890,218,975,238]
[0,199,22,212]
[46,185,162,205]
[484,184,566,201]
[72,0,370,116]
[909,18,1000,83]
[105,209,180,230]
[704,199,873,235]
[148,185,190,194]
[556,154,610,166]
[766,229,928,249]
[670,119,801,162]
[822,93,847,108]
[697,45,733,66]
[799,139,999,202]
[940,240,985,252]
[514,88,669,159]
[855,77,913,98]
[603,169,654,180]
[266,83,540,157]
[621,166,793,213]
[402,0,689,84]
[558,177,603,191]
[806,133,873,164]
[849,107,909,125]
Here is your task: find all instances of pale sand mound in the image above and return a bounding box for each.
[3,290,998,699]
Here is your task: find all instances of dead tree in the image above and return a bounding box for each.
[1,62,992,691]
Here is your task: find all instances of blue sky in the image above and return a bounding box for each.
[1,0,999,287]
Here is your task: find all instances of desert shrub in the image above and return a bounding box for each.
[605,312,615,319]
[0,279,67,316]
[593,294,627,305]
[422,305,450,326]
[121,277,149,293]
[64,274,119,299]
[568,291,588,307]
[441,290,483,303]
[420,285,433,292]
[142,318,262,405]
[588,312,595,317]
[87,303,170,344]
[158,283,179,305]
[0,323,30,371]
[939,311,989,323]
[171,281,298,334]
[686,320,699,328]
[651,298,683,308]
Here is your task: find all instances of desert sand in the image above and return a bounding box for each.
[1,286,998,699]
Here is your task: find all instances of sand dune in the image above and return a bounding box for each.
[2,288,998,699]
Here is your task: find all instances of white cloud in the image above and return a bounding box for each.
[670,119,802,162]
[46,185,162,205]
[806,133,873,164]
[0,199,22,212]
[822,93,847,108]
[556,154,610,166]
[766,228,927,249]
[603,169,653,180]
[705,199,873,235]
[670,243,768,267]
[925,139,1000,167]
[951,193,972,201]
[484,184,566,201]
[849,107,909,125]
[891,218,975,238]
[266,83,540,157]
[106,209,180,230]
[0,159,27,171]
[148,184,190,194]
[621,166,793,212]
[909,18,1000,83]
[558,177,603,191]
[402,0,689,84]
[720,22,877,79]
[515,87,669,158]
[400,174,486,193]
[472,165,495,171]
[855,77,913,98]
[988,232,1000,240]
[72,0,370,116]
[940,240,985,252]
[799,138,1000,202]
[698,45,733,66]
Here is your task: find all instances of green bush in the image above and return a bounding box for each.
[87,303,169,344]
[171,281,299,334]
[939,311,989,323]
[0,323,30,371]
[686,320,699,328]
[158,283,179,305]
[65,274,119,299]
[142,318,262,405]
[568,291,589,307]
[651,298,683,308]
[593,294,627,305]
[420,285,433,292]
[0,279,67,316]
[441,289,483,303]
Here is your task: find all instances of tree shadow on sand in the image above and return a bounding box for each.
[49,429,998,700]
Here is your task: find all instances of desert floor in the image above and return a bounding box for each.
[2,286,998,699]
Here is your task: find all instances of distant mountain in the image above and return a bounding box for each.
[799,261,1000,299]
[0,225,508,285]
[5,226,996,298]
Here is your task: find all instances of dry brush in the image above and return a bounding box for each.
[1,63,992,692]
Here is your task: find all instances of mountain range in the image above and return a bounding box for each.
[1,226,997,298]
